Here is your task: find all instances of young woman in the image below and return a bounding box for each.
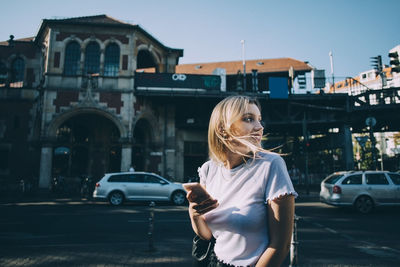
[187,95,297,267]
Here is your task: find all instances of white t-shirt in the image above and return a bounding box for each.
[198,152,297,267]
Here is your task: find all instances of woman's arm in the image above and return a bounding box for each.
[187,192,218,241]
[256,195,295,267]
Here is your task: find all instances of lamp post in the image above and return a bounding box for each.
[329,51,335,93]
[241,40,246,91]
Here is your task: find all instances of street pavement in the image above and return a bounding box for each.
[1,189,400,267]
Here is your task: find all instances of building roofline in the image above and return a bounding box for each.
[34,14,183,56]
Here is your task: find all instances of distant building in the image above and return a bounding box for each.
[325,45,400,96]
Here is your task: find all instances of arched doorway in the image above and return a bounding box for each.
[137,49,158,72]
[53,114,121,184]
[132,119,153,172]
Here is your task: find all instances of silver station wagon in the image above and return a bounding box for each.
[320,171,400,213]
[93,172,186,206]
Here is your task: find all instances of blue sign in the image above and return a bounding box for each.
[269,77,288,99]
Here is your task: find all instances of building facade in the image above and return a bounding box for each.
[4,15,348,193]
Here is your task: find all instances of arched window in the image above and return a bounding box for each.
[104,43,120,77]
[11,58,25,82]
[64,41,81,76]
[84,42,100,75]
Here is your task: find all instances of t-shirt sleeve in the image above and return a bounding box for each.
[198,161,211,187]
[264,156,298,202]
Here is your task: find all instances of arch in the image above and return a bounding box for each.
[136,45,160,71]
[83,41,100,75]
[51,111,123,181]
[103,38,123,50]
[81,37,103,51]
[132,117,154,172]
[132,111,159,143]
[63,41,81,75]
[47,107,127,139]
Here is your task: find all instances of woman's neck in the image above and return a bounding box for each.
[225,152,245,169]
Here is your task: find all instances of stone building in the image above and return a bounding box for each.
[1,15,328,192]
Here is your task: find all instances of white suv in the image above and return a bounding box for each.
[93,172,186,206]
[320,171,400,213]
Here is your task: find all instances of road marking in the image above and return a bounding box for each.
[302,217,400,260]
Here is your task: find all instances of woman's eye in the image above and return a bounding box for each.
[243,117,253,122]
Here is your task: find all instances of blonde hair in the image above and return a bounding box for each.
[208,95,267,164]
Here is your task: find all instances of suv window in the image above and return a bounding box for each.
[108,174,132,182]
[132,174,146,183]
[342,174,362,185]
[388,173,400,185]
[365,173,389,185]
[145,175,163,183]
[324,174,344,184]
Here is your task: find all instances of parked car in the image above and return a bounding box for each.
[320,171,400,213]
[93,172,186,206]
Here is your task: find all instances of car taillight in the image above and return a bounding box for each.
[333,185,341,194]
[95,183,100,187]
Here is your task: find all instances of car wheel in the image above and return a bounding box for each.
[109,191,124,206]
[171,191,186,205]
[354,195,374,214]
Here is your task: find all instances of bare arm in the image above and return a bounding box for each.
[256,195,295,267]
[187,191,218,241]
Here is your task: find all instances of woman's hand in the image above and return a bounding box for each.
[187,192,219,217]
[187,191,218,241]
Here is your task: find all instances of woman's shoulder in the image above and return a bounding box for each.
[257,151,283,163]
[197,160,215,177]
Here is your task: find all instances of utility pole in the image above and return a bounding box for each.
[241,40,246,91]
[329,51,335,93]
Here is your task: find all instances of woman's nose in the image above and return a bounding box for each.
[255,120,264,130]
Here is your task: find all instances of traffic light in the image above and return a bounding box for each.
[388,51,400,73]
[370,55,382,75]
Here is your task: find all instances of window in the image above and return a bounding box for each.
[388,173,400,185]
[324,174,344,184]
[84,42,100,75]
[11,57,25,82]
[0,62,7,85]
[104,43,120,76]
[365,173,389,185]
[145,175,164,184]
[132,173,146,183]
[342,174,362,185]
[108,174,130,183]
[64,41,81,75]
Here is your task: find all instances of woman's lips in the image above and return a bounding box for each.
[251,134,262,142]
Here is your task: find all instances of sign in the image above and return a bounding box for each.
[135,72,221,90]
[269,77,289,99]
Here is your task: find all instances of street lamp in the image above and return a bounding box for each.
[241,40,246,91]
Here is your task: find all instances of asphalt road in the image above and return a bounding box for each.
[1,197,400,266]
[295,199,400,267]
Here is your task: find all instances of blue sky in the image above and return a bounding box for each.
[1,0,399,80]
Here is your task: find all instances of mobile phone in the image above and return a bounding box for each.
[183,182,212,203]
